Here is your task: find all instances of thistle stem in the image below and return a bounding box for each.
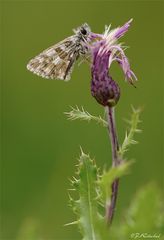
[106,106,120,225]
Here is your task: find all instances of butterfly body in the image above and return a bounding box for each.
[27,23,91,80]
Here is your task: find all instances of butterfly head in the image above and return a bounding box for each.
[74,23,91,39]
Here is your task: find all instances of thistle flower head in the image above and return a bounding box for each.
[90,19,137,107]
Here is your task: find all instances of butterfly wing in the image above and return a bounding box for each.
[27,36,78,80]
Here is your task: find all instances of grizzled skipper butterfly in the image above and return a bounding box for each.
[27,23,94,81]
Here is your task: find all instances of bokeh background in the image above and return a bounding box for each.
[1,1,163,239]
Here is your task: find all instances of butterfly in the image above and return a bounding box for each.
[27,23,93,81]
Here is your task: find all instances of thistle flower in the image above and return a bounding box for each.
[90,19,137,224]
[91,19,137,107]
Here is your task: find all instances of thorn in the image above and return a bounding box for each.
[68,177,73,183]
[79,146,85,156]
[72,176,78,182]
[131,105,136,113]
[68,188,76,191]
[135,129,142,133]
[64,220,79,226]
[67,192,73,201]
[125,131,128,139]
[131,140,138,144]
[123,118,131,125]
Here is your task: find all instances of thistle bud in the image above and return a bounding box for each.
[91,51,120,107]
[90,19,137,107]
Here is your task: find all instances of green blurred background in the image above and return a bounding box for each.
[1,1,163,239]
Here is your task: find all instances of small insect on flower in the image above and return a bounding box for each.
[27,23,100,81]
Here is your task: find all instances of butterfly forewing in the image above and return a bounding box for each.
[27,36,78,80]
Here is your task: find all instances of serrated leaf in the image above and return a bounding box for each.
[119,106,142,157]
[64,106,108,127]
[67,149,110,240]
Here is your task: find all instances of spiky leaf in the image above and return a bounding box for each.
[119,106,142,157]
[65,106,108,127]
[68,150,110,240]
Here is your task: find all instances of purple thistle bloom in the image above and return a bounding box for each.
[90,19,137,107]
[91,48,120,107]
[89,20,137,225]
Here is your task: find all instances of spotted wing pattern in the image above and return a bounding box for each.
[27,36,78,81]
